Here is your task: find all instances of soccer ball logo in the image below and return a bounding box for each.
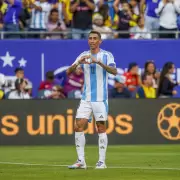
[157,103,180,140]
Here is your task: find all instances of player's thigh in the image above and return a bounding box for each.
[91,101,108,122]
[76,100,93,121]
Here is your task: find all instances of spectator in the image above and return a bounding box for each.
[155,0,180,39]
[99,0,115,22]
[46,8,66,39]
[143,60,160,88]
[0,73,6,88]
[129,0,139,16]
[15,67,24,79]
[136,74,156,98]
[61,0,72,25]
[131,16,151,39]
[39,70,59,90]
[4,67,25,93]
[114,1,136,38]
[93,4,112,28]
[24,80,33,97]
[55,0,69,25]
[124,62,141,95]
[8,78,30,99]
[109,75,131,98]
[29,0,51,38]
[140,0,160,38]
[3,0,22,39]
[0,73,5,99]
[0,89,4,99]
[92,13,113,39]
[70,0,95,39]
[14,67,33,89]
[48,85,65,99]
[62,66,84,97]
[0,0,7,31]
[19,0,31,37]
[157,62,179,98]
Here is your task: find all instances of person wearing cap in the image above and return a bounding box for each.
[8,78,30,99]
[109,75,131,98]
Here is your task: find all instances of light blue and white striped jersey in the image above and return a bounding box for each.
[73,49,116,102]
[30,2,51,29]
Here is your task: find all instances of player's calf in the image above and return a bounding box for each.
[96,121,108,168]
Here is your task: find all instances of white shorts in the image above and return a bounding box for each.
[76,100,108,122]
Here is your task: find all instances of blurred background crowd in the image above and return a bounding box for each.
[1,0,180,39]
[0,60,179,99]
[0,0,179,99]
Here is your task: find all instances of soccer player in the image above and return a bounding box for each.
[67,30,117,169]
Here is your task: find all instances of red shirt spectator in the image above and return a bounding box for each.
[123,62,141,92]
[39,71,59,90]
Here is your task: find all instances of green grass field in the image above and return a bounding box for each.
[0,145,180,180]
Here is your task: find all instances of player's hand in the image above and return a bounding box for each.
[90,56,100,64]
[78,55,91,64]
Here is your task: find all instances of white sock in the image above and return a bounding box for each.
[75,132,85,162]
[98,133,108,163]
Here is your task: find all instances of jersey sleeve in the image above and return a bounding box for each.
[107,52,116,67]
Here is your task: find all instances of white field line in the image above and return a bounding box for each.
[0,162,180,171]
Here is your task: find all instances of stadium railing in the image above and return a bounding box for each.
[0,30,180,39]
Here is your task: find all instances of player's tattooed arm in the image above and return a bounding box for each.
[66,55,90,75]
[66,63,79,75]
[97,61,117,75]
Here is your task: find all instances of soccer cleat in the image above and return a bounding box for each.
[95,161,107,169]
[68,159,87,169]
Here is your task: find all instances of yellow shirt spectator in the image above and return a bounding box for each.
[136,85,156,98]
[0,2,7,14]
[61,0,72,21]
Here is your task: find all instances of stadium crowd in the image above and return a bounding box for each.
[0,0,180,39]
[0,60,179,99]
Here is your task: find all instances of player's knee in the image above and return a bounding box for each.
[74,119,85,132]
[96,122,106,133]
[74,124,83,132]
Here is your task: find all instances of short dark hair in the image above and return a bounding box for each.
[128,62,138,72]
[50,8,59,15]
[46,71,54,79]
[88,30,101,39]
[15,68,24,73]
